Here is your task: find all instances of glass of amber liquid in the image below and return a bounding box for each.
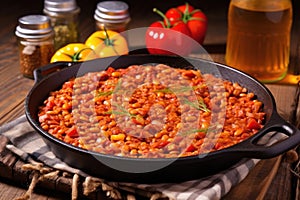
[225,0,292,83]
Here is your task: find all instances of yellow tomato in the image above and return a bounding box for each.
[50,43,99,63]
[85,30,129,58]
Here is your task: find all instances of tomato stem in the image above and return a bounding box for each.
[153,8,170,28]
[103,27,114,46]
[181,2,191,23]
[62,48,92,62]
[181,4,205,23]
[102,27,120,55]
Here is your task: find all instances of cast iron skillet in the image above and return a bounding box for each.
[25,55,300,183]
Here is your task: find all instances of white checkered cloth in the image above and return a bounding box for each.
[0,115,286,200]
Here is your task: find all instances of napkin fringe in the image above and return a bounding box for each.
[14,172,39,200]
[12,162,127,200]
[14,162,59,200]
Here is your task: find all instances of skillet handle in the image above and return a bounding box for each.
[33,62,76,83]
[227,113,300,159]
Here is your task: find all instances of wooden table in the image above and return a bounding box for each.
[0,0,299,199]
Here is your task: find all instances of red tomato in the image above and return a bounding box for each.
[145,9,193,55]
[185,9,208,45]
[175,3,208,47]
[165,8,182,25]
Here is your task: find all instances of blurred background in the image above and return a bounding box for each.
[0,0,230,46]
[0,0,299,75]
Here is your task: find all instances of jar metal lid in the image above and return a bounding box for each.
[15,15,54,39]
[44,0,80,13]
[94,1,130,23]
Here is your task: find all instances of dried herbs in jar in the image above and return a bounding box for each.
[43,0,80,50]
[15,15,55,78]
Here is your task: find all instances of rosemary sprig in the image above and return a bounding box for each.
[183,97,210,113]
[96,90,113,97]
[179,128,208,136]
[107,103,137,118]
[114,79,122,92]
[96,80,122,97]
[155,85,210,112]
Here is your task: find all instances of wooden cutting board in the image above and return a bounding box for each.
[0,135,113,200]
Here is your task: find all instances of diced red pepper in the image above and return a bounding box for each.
[153,141,170,148]
[246,118,261,130]
[185,144,196,152]
[45,100,55,110]
[106,67,115,74]
[65,127,79,138]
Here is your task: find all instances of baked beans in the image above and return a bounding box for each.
[38,64,265,158]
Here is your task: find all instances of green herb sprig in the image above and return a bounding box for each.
[179,128,208,136]
[106,103,137,118]
[183,97,210,113]
[96,80,122,97]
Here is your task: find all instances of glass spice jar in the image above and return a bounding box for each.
[43,0,80,50]
[15,15,55,79]
[94,1,130,33]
